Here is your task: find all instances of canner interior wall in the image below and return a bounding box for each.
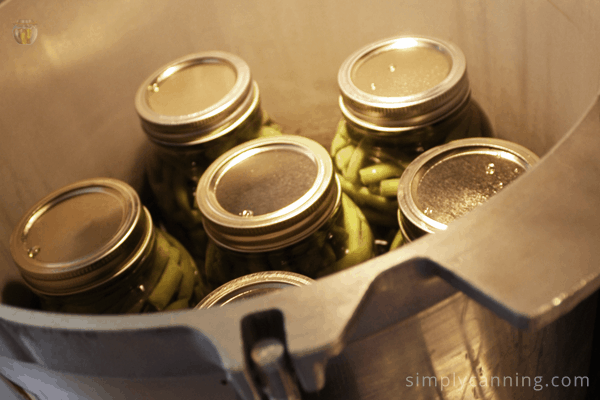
[0,1,599,307]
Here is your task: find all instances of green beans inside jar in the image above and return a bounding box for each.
[9,178,208,314]
[390,138,539,250]
[332,36,494,250]
[135,51,283,274]
[196,135,375,290]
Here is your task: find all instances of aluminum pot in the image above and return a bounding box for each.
[0,0,600,399]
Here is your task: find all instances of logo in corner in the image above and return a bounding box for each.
[13,19,37,45]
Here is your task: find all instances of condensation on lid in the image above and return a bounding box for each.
[415,151,527,225]
[351,45,451,97]
[24,191,127,264]
[146,61,237,116]
[216,148,318,216]
[398,138,540,238]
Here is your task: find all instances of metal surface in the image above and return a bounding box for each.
[250,339,302,400]
[196,135,340,252]
[9,178,152,295]
[135,51,258,146]
[195,271,314,309]
[398,138,539,238]
[338,35,470,129]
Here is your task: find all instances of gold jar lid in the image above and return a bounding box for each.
[196,135,341,252]
[10,178,153,295]
[397,138,539,240]
[195,271,314,309]
[338,36,470,132]
[135,51,259,147]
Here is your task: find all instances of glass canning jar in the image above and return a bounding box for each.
[195,271,314,309]
[135,51,282,271]
[332,36,494,249]
[195,135,375,290]
[9,178,206,314]
[390,138,539,249]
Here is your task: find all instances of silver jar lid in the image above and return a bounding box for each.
[196,135,341,252]
[135,51,258,147]
[10,178,153,295]
[195,271,314,309]
[398,138,539,240]
[338,36,470,131]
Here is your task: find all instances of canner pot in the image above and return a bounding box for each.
[1,1,600,399]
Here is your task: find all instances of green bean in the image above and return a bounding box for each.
[344,145,367,185]
[356,187,399,214]
[163,299,190,311]
[176,255,195,302]
[389,230,405,250]
[342,194,360,247]
[192,270,211,301]
[293,246,323,277]
[324,246,369,275]
[366,184,380,195]
[189,208,203,224]
[257,126,282,138]
[261,110,279,128]
[188,228,208,260]
[341,194,364,249]
[324,216,373,275]
[154,232,173,272]
[329,224,349,252]
[147,253,183,311]
[173,174,192,213]
[338,174,362,201]
[331,120,351,156]
[358,163,404,186]
[229,253,253,277]
[205,241,230,287]
[321,243,337,266]
[125,300,145,314]
[360,207,399,228]
[379,178,400,198]
[335,145,356,175]
[356,207,375,252]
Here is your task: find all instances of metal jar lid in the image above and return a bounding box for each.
[397,138,539,240]
[10,178,154,296]
[196,135,341,252]
[338,36,470,132]
[195,271,314,309]
[135,51,259,147]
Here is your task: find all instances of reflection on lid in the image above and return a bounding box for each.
[197,136,338,252]
[25,192,126,264]
[352,46,451,97]
[147,62,237,116]
[216,149,318,216]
